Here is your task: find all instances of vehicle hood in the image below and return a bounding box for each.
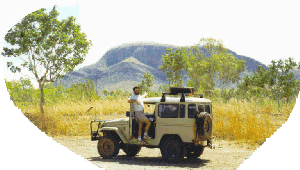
[102,117,129,126]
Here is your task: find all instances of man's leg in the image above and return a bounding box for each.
[138,121,143,141]
[144,119,151,133]
[143,119,152,140]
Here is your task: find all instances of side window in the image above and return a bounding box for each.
[205,105,211,113]
[179,104,185,118]
[198,105,204,113]
[188,104,197,118]
[158,104,179,118]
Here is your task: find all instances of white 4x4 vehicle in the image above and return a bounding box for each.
[90,87,213,162]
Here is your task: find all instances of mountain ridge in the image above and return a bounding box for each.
[55,42,298,92]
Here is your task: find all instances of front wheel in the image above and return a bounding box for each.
[122,145,141,157]
[97,135,120,159]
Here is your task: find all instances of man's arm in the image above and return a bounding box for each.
[128,99,136,103]
[128,95,135,103]
[141,92,148,98]
[128,99,140,105]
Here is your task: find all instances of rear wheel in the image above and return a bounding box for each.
[97,135,120,159]
[160,137,184,162]
[186,145,204,159]
[122,145,141,157]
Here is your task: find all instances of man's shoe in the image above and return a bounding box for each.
[137,140,147,145]
[143,135,151,140]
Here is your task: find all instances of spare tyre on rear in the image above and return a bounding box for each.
[196,112,212,140]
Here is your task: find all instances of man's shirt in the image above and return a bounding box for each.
[129,93,147,111]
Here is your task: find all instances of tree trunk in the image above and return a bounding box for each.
[39,83,45,115]
[277,97,281,113]
[274,92,281,113]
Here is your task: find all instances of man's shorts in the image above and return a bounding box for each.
[135,110,148,122]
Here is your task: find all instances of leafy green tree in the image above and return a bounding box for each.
[20,77,34,89]
[185,46,205,92]
[158,84,170,93]
[2,6,92,114]
[266,58,297,110]
[115,89,123,97]
[185,38,246,99]
[144,72,154,92]
[238,58,298,111]
[198,38,226,93]
[200,38,245,98]
[159,48,187,87]
[102,89,109,96]
[66,78,97,100]
[159,49,175,86]
[5,77,36,105]
[137,72,154,94]
[218,53,246,89]
[84,78,97,99]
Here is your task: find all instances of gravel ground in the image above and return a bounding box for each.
[54,137,255,170]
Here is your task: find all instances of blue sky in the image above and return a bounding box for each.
[1,1,300,88]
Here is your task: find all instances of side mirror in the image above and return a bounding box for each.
[126,111,130,117]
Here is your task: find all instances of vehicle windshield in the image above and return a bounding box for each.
[144,103,155,114]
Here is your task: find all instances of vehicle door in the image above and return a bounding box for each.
[156,103,194,141]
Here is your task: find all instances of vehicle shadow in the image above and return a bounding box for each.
[88,155,210,168]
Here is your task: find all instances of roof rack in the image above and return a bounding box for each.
[160,87,195,102]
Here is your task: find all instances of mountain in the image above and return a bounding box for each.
[54,42,270,92]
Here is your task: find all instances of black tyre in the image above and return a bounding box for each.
[160,137,184,162]
[122,145,141,157]
[196,112,212,140]
[97,135,120,159]
[186,145,204,159]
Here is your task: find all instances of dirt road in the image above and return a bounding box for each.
[54,137,255,170]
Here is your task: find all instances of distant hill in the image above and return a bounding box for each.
[54,42,271,92]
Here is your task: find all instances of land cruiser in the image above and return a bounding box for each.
[90,87,213,161]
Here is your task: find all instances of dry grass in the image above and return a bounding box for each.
[212,98,287,146]
[22,97,129,136]
[20,97,295,146]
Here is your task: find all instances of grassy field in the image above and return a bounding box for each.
[20,97,295,146]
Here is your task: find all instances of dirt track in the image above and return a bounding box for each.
[54,137,255,170]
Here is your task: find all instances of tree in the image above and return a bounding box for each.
[2,6,92,114]
[102,89,109,97]
[238,58,298,111]
[200,38,232,97]
[159,48,187,87]
[159,50,175,86]
[143,72,154,93]
[185,45,205,92]
[5,78,35,104]
[185,38,246,98]
[66,78,97,100]
[217,53,245,102]
[218,53,246,89]
[158,84,170,93]
[266,58,297,111]
[137,72,154,94]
